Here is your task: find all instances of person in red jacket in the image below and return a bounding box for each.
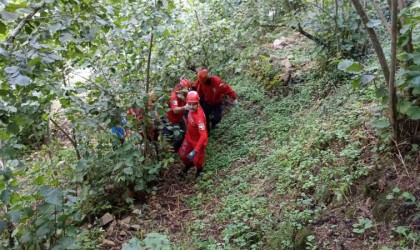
[126,96,159,142]
[192,69,238,131]
[163,78,191,152]
[178,91,208,178]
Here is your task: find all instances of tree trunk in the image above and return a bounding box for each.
[389,0,400,141]
[372,0,391,35]
[350,0,390,85]
[194,10,210,68]
[334,0,340,54]
[143,32,154,158]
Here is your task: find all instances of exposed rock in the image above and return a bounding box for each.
[120,222,130,230]
[103,239,116,247]
[121,216,132,225]
[130,224,141,230]
[274,36,299,49]
[273,37,289,49]
[282,58,293,70]
[132,209,142,216]
[106,220,117,236]
[100,213,114,226]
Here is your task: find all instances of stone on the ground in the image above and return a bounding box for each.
[103,239,116,247]
[100,213,114,226]
[132,209,142,216]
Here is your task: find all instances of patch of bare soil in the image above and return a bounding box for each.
[310,165,419,250]
[272,33,306,50]
[101,164,200,249]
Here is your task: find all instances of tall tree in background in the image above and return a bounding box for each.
[350,0,399,141]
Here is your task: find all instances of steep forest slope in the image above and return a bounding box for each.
[1,1,419,250]
[116,31,419,249]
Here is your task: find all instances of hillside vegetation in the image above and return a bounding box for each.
[0,0,419,249]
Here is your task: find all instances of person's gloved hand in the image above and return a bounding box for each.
[184,104,191,111]
[233,99,238,107]
[187,150,197,161]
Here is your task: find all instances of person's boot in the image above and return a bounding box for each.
[178,164,192,179]
[195,168,203,179]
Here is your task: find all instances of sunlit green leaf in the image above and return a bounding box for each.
[106,6,114,15]
[4,3,26,12]
[406,106,420,120]
[0,189,11,203]
[346,63,363,72]
[337,59,362,73]
[401,192,416,202]
[40,187,63,206]
[10,74,31,86]
[143,233,170,249]
[397,99,412,114]
[36,223,52,238]
[352,78,361,88]
[123,167,133,175]
[371,119,389,129]
[0,10,19,22]
[141,24,150,31]
[59,32,73,43]
[33,176,46,185]
[375,87,387,98]
[360,75,375,85]
[48,23,63,34]
[29,57,41,66]
[5,66,18,74]
[409,76,420,87]
[6,122,19,134]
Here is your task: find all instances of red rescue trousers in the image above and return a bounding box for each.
[178,139,206,170]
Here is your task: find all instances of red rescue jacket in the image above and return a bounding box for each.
[166,90,186,124]
[185,105,208,152]
[193,76,237,105]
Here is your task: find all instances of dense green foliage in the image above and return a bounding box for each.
[1,0,419,249]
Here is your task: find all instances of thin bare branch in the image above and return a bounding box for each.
[50,118,81,160]
[389,0,399,141]
[5,4,45,48]
[350,0,390,85]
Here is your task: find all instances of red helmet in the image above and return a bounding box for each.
[186,91,200,103]
[197,69,209,83]
[178,79,191,89]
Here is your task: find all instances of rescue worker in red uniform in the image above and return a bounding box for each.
[178,91,208,178]
[163,78,191,152]
[127,102,159,142]
[192,69,238,131]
